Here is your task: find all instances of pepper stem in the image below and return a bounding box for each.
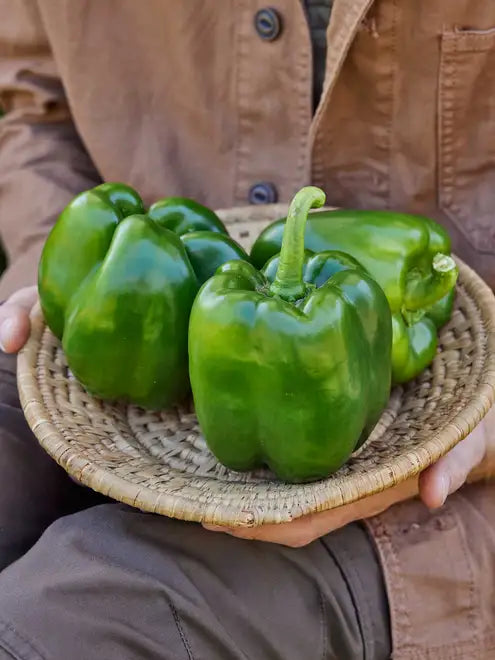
[404,253,458,311]
[269,186,326,301]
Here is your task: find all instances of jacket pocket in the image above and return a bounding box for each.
[438,26,495,254]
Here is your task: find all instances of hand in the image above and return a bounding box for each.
[0,286,38,353]
[419,403,495,507]
[203,406,495,547]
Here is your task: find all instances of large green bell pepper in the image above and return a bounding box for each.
[38,183,248,409]
[250,206,458,384]
[189,187,392,483]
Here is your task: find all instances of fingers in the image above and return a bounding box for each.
[0,286,38,354]
[419,422,487,509]
[203,476,418,547]
[203,517,322,547]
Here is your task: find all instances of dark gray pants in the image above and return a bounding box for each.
[0,353,391,660]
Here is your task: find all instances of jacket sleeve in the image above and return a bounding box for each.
[0,0,101,297]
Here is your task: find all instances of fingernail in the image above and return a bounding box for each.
[438,475,450,506]
[0,318,15,352]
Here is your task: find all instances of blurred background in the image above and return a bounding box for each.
[0,101,10,275]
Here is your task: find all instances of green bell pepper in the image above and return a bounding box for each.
[147,196,228,235]
[250,206,458,384]
[189,187,392,483]
[38,183,248,409]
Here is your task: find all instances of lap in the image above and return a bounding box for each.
[0,503,390,660]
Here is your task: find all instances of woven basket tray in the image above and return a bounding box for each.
[17,204,495,527]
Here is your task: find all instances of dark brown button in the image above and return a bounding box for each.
[254,8,282,42]
[248,182,278,205]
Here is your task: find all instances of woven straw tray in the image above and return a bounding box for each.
[17,204,495,527]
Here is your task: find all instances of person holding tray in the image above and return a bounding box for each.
[0,2,493,659]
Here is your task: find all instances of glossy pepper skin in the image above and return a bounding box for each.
[38,183,249,409]
[148,197,228,235]
[250,208,458,384]
[189,187,392,483]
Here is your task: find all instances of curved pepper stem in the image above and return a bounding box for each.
[404,253,458,312]
[269,186,326,301]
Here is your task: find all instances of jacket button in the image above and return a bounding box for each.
[248,182,278,204]
[254,8,282,41]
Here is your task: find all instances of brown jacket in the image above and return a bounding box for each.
[0,1,494,657]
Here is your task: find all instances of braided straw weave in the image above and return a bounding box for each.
[17,204,495,526]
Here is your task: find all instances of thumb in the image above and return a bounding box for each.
[0,286,38,354]
[419,422,487,509]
